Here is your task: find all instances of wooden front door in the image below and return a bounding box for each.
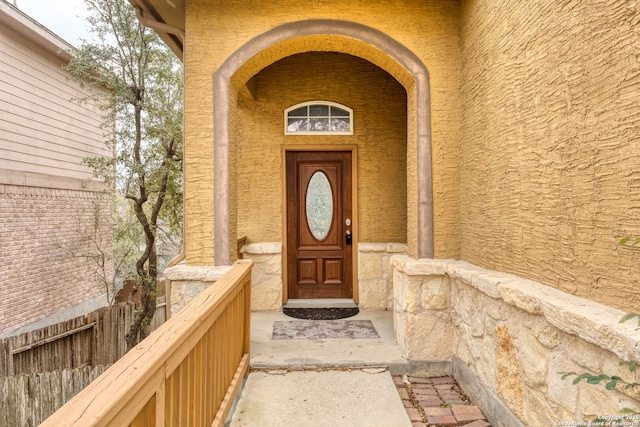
[286,151,353,299]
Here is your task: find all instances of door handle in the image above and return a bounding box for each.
[345,230,352,245]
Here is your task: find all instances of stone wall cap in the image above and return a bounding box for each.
[241,242,282,254]
[447,262,640,361]
[391,255,462,275]
[358,242,408,253]
[393,258,640,361]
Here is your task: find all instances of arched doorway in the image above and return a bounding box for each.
[213,19,433,268]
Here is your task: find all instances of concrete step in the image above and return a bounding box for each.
[284,298,358,309]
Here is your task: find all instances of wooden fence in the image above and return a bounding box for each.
[0,301,166,376]
[0,365,109,427]
[40,261,253,427]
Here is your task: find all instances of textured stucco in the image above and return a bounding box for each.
[236,52,407,244]
[459,0,640,311]
[183,0,461,264]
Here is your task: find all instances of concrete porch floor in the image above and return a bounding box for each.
[229,310,413,427]
[228,311,491,426]
[249,310,410,371]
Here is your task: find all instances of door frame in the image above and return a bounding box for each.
[282,145,359,304]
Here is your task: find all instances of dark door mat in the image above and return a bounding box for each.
[282,306,359,320]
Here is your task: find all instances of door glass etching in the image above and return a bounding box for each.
[306,171,333,241]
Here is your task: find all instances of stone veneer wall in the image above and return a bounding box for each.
[239,242,407,310]
[164,263,233,316]
[358,243,406,310]
[392,256,640,426]
[240,243,283,311]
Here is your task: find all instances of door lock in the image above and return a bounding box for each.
[346,230,352,245]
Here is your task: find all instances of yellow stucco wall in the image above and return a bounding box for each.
[236,52,407,244]
[459,0,640,312]
[183,0,461,264]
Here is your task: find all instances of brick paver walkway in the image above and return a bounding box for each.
[393,375,492,427]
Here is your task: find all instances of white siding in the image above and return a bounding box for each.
[0,25,109,182]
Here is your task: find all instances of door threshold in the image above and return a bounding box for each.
[284,299,358,309]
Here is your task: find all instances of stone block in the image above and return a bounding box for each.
[170,280,210,314]
[251,261,266,285]
[601,352,640,401]
[359,252,383,280]
[498,281,542,315]
[547,351,578,414]
[484,298,509,321]
[518,330,549,389]
[382,242,406,253]
[577,382,620,422]
[402,258,451,276]
[495,324,524,420]
[184,281,209,299]
[359,279,391,310]
[251,275,282,310]
[382,254,394,279]
[402,314,454,361]
[170,283,185,314]
[539,290,639,361]
[453,328,473,366]
[242,242,282,255]
[358,242,388,252]
[265,254,282,274]
[469,309,485,338]
[567,334,601,372]
[524,389,576,427]
[420,276,449,310]
[532,321,561,348]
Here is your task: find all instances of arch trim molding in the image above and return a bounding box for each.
[213,19,433,265]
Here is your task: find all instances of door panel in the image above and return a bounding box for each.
[286,151,353,299]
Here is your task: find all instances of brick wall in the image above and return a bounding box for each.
[0,185,112,335]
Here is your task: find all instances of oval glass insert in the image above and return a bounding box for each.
[306,171,333,241]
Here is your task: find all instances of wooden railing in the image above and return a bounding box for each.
[40,261,253,427]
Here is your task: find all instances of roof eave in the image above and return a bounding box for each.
[128,0,184,59]
[0,0,74,63]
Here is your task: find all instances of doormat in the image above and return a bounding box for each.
[272,320,380,340]
[282,307,359,320]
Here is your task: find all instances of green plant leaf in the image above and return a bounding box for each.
[619,313,639,324]
[619,237,631,245]
[586,374,609,385]
[630,361,637,372]
[560,371,577,380]
[606,381,617,390]
[573,373,593,384]
[620,408,638,415]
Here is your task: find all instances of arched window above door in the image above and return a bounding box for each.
[285,101,353,135]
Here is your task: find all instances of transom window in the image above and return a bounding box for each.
[285,101,353,135]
